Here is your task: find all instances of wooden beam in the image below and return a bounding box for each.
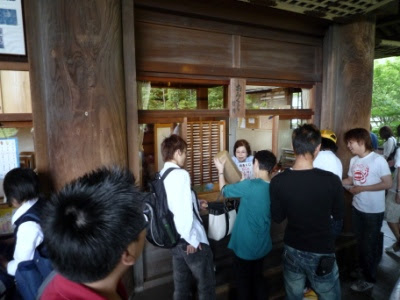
[138,109,229,124]
[0,121,32,128]
[138,108,313,124]
[122,0,142,295]
[0,113,32,122]
[0,61,29,71]
[246,109,313,119]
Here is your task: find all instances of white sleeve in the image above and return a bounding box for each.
[384,137,396,159]
[7,221,43,276]
[165,171,199,248]
[395,148,400,168]
[377,156,392,177]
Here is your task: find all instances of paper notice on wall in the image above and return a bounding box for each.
[237,162,253,179]
[0,138,19,180]
[0,0,26,55]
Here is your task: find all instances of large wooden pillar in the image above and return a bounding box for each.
[322,17,375,234]
[24,0,129,190]
[322,17,375,174]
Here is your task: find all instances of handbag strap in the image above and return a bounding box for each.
[215,186,233,238]
[216,185,226,202]
[224,211,230,237]
[191,189,203,224]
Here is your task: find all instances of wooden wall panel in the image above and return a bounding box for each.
[136,23,233,72]
[135,16,323,83]
[0,71,32,113]
[241,37,321,81]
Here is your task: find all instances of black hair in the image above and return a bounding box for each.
[321,138,338,153]
[396,124,400,138]
[379,126,394,140]
[292,124,321,157]
[42,167,146,283]
[344,128,373,152]
[253,150,277,173]
[3,167,39,205]
[161,134,187,162]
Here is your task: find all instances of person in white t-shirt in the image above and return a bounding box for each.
[342,128,392,292]
[313,129,343,179]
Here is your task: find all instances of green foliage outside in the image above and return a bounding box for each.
[245,94,268,109]
[372,57,400,144]
[148,88,197,110]
[208,86,224,109]
[146,86,224,110]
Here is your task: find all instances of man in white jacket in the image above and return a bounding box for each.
[160,134,215,300]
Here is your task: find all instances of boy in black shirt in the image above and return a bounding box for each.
[271,124,344,300]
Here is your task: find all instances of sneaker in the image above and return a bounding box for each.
[303,288,318,299]
[385,243,400,257]
[350,268,363,279]
[350,280,374,292]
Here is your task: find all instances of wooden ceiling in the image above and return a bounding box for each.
[236,0,400,58]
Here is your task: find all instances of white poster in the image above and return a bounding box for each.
[237,161,253,179]
[0,137,19,180]
[0,0,25,55]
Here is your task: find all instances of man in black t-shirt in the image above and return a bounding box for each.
[271,124,344,300]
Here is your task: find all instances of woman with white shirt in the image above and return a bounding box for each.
[380,126,397,159]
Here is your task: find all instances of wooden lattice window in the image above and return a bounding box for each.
[186,121,225,186]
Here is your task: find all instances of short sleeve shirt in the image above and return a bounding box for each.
[348,152,391,213]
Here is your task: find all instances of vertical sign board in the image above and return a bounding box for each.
[0,0,25,55]
[0,138,19,179]
[229,78,246,118]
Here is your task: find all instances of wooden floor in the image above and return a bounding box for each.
[134,221,400,300]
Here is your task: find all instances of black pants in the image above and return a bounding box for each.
[233,255,268,300]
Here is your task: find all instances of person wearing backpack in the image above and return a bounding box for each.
[160,134,215,300]
[379,126,397,172]
[0,167,45,298]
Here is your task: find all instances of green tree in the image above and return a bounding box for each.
[372,57,400,130]
[208,86,223,109]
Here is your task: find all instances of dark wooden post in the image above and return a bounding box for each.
[322,17,375,234]
[322,17,375,174]
[24,0,129,190]
[197,87,209,109]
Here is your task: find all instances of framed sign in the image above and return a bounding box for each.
[0,0,25,55]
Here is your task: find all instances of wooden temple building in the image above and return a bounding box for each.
[1,0,400,298]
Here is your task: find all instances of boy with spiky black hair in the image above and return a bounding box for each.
[41,167,146,299]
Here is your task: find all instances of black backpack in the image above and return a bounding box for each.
[143,168,181,248]
[387,139,398,172]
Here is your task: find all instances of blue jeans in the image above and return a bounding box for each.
[283,245,341,300]
[352,207,384,283]
[171,241,215,300]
